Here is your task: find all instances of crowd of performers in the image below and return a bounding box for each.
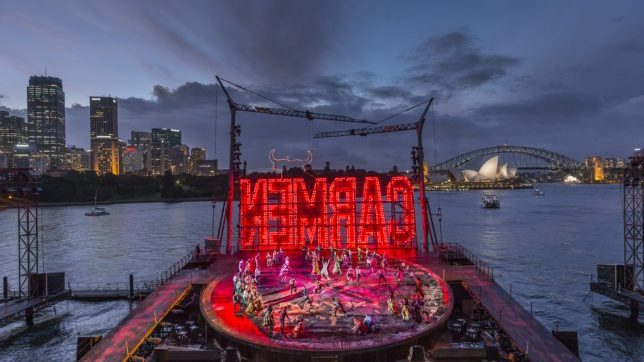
[230,246,444,340]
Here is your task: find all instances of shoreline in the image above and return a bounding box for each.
[4,196,227,209]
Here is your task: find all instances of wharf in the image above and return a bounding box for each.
[0,290,69,326]
[414,254,578,362]
[80,267,213,362]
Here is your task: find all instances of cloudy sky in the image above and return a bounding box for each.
[0,0,642,171]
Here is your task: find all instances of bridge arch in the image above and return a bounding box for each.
[430,145,581,172]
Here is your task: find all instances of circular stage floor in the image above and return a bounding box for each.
[200,250,452,356]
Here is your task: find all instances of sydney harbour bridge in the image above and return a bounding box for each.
[429,145,582,173]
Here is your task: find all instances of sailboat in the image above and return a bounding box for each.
[85,191,110,216]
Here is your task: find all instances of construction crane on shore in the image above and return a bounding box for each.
[313,98,440,252]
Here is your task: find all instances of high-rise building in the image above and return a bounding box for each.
[130,131,152,148]
[151,128,181,175]
[584,156,604,182]
[122,146,144,174]
[27,76,65,168]
[67,146,92,172]
[12,144,33,169]
[195,159,218,176]
[90,97,120,175]
[168,144,190,174]
[0,111,27,154]
[189,147,206,174]
[129,131,152,173]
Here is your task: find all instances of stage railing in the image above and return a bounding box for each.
[441,242,495,280]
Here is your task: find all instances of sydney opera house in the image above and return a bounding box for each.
[435,155,531,190]
[458,155,517,181]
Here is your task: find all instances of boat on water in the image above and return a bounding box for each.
[85,191,109,216]
[533,188,545,196]
[85,207,110,216]
[481,194,500,208]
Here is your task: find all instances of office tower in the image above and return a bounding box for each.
[189,147,206,174]
[0,111,27,154]
[151,128,181,175]
[90,97,120,175]
[27,76,66,168]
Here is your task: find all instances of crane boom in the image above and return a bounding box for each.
[232,102,375,124]
[215,76,374,124]
[313,121,419,138]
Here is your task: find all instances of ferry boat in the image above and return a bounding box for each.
[481,194,500,208]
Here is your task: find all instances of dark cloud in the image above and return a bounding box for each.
[211,1,341,83]
[475,92,604,120]
[407,31,519,92]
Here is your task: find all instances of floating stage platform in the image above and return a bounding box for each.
[200,250,452,361]
[79,245,580,362]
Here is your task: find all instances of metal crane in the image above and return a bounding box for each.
[215,76,376,254]
[313,98,440,252]
[313,121,420,139]
[216,77,375,125]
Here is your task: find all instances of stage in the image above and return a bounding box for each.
[199,250,453,360]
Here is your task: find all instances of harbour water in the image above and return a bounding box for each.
[0,184,642,361]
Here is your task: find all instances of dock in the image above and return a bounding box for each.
[80,267,213,362]
[1,290,69,327]
[421,243,579,362]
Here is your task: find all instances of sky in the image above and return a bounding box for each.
[0,0,642,171]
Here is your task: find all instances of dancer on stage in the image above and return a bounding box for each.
[331,297,347,317]
[290,317,305,339]
[320,258,330,281]
[279,305,291,334]
[332,254,342,275]
[262,304,274,336]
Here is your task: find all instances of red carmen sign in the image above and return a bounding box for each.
[239,176,416,250]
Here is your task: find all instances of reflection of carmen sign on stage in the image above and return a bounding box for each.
[239,176,416,250]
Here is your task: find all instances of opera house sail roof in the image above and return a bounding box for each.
[460,155,517,181]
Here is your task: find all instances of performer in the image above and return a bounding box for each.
[311,252,320,275]
[266,251,273,268]
[279,264,289,284]
[387,295,396,315]
[332,255,342,275]
[262,304,274,335]
[279,305,291,334]
[313,278,323,294]
[364,314,375,333]
[296,287,314,310]
[254,264,261,282]
[400,298,411,321]
[346,266,355,285]
[331,297,346,317]
[238,259,245,274]
[352,317,368,335]
[377,267,387,285]
[289,277,297,295]
[414,275,424,297]
[290,317,305,339]
[355,266,362,286]
[320,258,330,281]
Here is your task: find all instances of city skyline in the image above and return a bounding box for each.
[0,1,643,171]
